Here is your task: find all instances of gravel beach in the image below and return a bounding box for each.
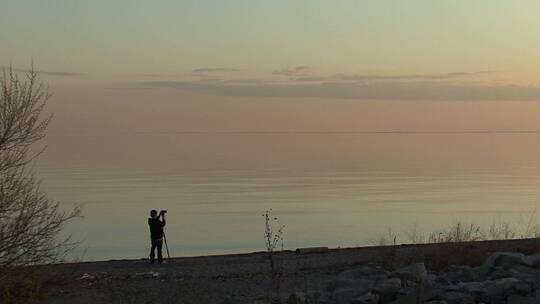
[37,238,540,304]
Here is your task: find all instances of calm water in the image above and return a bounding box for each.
[36,133,540,261]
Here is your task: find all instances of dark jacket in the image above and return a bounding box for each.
[148,217,165,239]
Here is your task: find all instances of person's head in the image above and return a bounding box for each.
[150,209,158,218]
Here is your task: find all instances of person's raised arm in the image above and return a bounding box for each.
[160,212,166,226]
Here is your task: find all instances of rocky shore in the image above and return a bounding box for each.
[295,251,540,304]
[38,238,540,304]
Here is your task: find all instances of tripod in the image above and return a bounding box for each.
[163,230,171,262]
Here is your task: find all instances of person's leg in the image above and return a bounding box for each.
[150,238,156,263]
[157,239,163,263]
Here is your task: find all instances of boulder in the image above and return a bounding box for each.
[354,291,380,304]
[496,277,530,294]
[440,284,460,292]
[338,265,389,281]
[372,278,401,303]
[486,277,531,302]
[504,264,540,283]
[333,288,368,304]
[507,294,540,304]
[443,265,480,283]
[326,279,358,292]
[393,263,427,283]
[287,291,326,304]
[326,277,374,293]
[432,276,452,286]
[287,292,306,304]
[481,252,530,273]
[525,254,540,268]
[389,285,434,304]
[486,267,514,280]
[348,278,374,294]
[437,291,474,304]
[323,252,540,304]
[456,281,490,302]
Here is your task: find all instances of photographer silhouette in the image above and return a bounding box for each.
[148,209,166,264]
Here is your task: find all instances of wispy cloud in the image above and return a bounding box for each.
[272,66,310,76]
[192,68,240,73]
[293,76,329,82]
[140,80,540,101]
[138,68,529,101]
[222,79,271,85]
[3,67,85,77]
[335,71,490,82]
[272,67,489,84]
[293,71,491,82]
[140,73,171,78]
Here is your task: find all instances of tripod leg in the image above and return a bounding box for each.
[163,232,171,262]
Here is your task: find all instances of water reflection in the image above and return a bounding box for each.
[37,133,540,260]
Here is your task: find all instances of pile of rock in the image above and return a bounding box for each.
[288,252,540,304]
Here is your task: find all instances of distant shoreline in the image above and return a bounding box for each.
[54,236,540,266]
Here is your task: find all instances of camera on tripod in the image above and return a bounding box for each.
[160,210,167,215]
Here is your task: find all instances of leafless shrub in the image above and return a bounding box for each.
[263,209,285,302]
[0,66,80,302]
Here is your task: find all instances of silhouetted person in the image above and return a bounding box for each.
[148,209,166,264]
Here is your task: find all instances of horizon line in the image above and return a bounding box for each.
[47,130,540,135]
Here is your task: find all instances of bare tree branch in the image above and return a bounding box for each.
[0,66,80,284]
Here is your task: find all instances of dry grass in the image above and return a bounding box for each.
[373,210,540,270]
[377,210,540,247]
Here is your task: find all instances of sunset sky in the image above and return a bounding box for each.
[3,0,540,140]
[3,1,540,80]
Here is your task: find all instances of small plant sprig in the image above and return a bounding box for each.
[263,209,285,302]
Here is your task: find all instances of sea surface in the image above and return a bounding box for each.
[36,133,540,261]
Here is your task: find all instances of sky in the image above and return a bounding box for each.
[3,0,540,141]
[2,1,540,79]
